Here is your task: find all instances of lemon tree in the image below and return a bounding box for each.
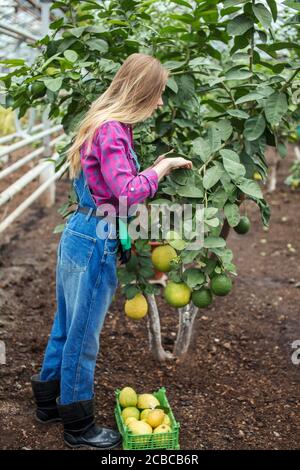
[2,0,300,361]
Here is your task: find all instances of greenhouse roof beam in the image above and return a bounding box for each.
[0,22,39,41]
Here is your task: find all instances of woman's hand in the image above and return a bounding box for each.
[149,148,175,168]
[166,156,193,172]
[151,155,193,182]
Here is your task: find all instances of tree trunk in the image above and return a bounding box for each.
[173,302,199,358]
[145,293,174,361]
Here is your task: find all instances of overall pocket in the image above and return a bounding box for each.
[104,223,120,255]
[96,218,120,256]
[59,227,96,272]
[104,237,120,255]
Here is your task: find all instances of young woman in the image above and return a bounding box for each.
[31,53,192,449]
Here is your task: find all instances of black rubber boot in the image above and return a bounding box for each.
[31,374,61,424]
[57,397,121,449]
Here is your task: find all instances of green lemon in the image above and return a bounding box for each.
[191,288,213,308]
[234,216,251,235]
[211,274,232,296]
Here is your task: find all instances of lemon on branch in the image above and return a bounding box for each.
[191,287,213,308]
[151,244,177,272]
[164,281,192,308]
[211,274,232,296]
[124,293,148,320]
[234,216,251,235]
[253,171,262,181]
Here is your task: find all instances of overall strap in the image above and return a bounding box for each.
[129,145,141,172]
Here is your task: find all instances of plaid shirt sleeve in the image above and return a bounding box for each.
[96,121,158,207]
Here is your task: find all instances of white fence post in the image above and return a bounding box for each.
[39,106,56,207]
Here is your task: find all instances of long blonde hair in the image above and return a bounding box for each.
[67,53,170,179]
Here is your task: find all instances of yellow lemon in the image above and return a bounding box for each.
[121,407,140,422]
[151,245,177,272]
[137,394,160,410]
[146,409,165,428]
[124,293,148,320]
[164,281,192,308]
[119,387,138,407]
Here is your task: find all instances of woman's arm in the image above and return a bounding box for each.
[97,122,193,206]
[97,122,158,206]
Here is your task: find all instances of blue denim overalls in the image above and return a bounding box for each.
[39,166,120,405]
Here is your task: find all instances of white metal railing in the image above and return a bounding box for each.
[0,2,69,234]
[0,134,64,181]
[0,112,67,233]
[0,160,69,233]
[0,123,43,145]
[0,151,61,207]
[0,124,62,161]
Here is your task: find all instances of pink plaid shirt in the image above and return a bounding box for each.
[79,120,158,215]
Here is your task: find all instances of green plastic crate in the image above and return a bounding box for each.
[114,387,180,450]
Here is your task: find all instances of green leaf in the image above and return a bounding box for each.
[181,249,201,264]
[207,126,222,153]
[205,217,220,228]
[123,284,140,300]
[235,88,274,104]
[203,164,224,190]
[204,207,219,219]
[163,60,186,71]
[283,1,300,11]
[257,41,300,56]
[86,38,109,53]
[183,268,206,289]
[253,3,273,28]
[237,178,263,199]
[42,77,63,92]
[227,109,249,119]
[210,187,228,208]
[225,69,253,80]
[214,120,233,141]
[69,26,87,38]
[224,203,240,227]
[170,0,193,8]
[220,149,246,181]
[255,197,271,226]
[140,265,155,279]
[174,74,195,104]
[0,59,25,66]
[244,115,266,141]
[192,137,211,162]
[223,0,249,6]
[53,223,66,233]
[170,168,189,185]
[63,49,78,62]
[166,76,178,94]
[266,0,277,21]
[169,239,187,251]
[86,25,108,33]
[227,14,254,36]
[264,92,288,125]
[204,237,226,249]
[169,13,195,24]
[177,186,204,198]
[50,17,64,30]
[277,142,288,158]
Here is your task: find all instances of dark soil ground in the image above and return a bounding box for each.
[0,145,299,450]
